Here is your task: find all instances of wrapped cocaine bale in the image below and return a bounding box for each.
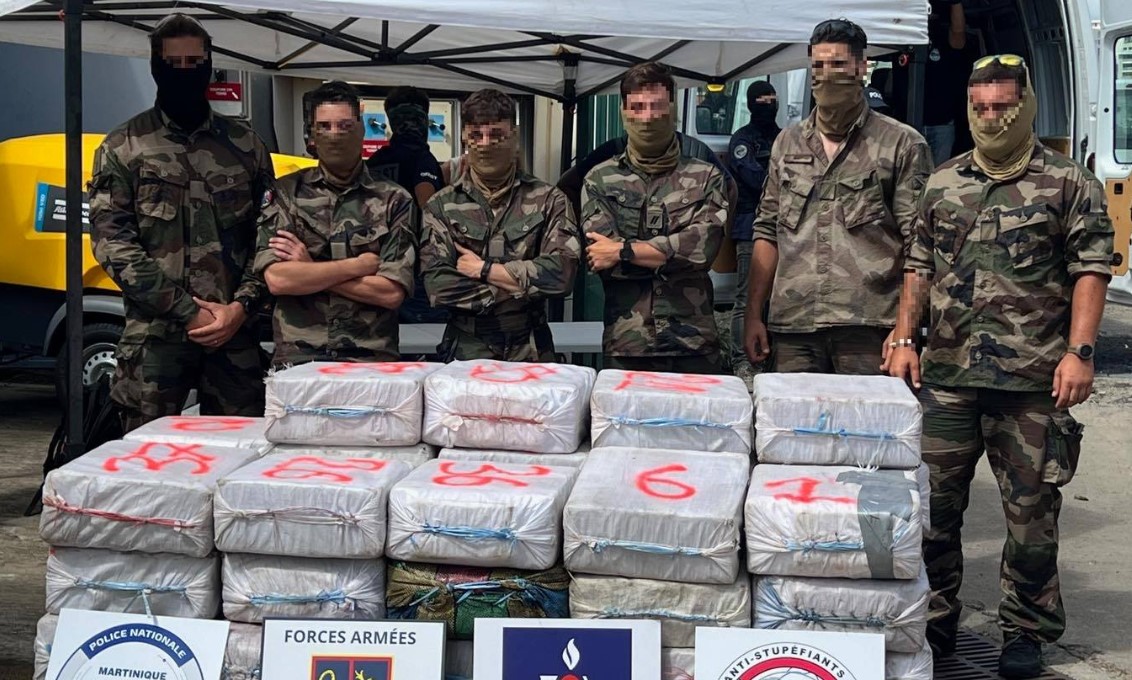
[222,553,384,623]
[124,415,273,455]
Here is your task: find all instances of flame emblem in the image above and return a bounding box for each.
[562,639,581,670]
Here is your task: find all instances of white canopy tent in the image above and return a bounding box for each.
[0,0,928,99]
[0,0,928,454]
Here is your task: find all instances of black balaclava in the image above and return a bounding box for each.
[746,81,779,130]
[151,40,213,131]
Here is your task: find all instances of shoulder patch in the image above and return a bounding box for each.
[261,189,273,208]
[733,144,749,160]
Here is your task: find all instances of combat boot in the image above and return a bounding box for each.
[998,634,1043,679]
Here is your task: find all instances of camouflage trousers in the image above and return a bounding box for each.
[112,336,267,433]
[439,323,556,363]
[920,384,1080,648]
[769,326,888,374]
[606,350,724,375]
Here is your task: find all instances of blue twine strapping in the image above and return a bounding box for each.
[249,588,349,606]
[792,411,896,441]
[419,522,517,543]
[587,538,707,557]
[609,416,733,430]
[758,580,892,630]
[783,538,865,553]
[75,578,187,620]
[283,405,386,418]
[600,607,720,623]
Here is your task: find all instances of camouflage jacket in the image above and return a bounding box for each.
[753,105,932,333]
[906,143,1114,392]
[253,165,415,365]
[419,170,580,333]
[89,108,272,345]
[581,153,727,357]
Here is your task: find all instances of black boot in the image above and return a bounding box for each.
[999,635,1043,679]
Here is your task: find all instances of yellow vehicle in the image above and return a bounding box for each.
[0,133,315,396]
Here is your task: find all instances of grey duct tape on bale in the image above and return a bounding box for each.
[835,469,918,580]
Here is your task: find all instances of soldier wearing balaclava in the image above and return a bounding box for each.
[88,13,275,432]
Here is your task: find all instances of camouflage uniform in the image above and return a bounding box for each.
[89,108,272,432]
[906,143,1113,649]
[753,104,932,373]
[581,153,727,374]
[420,171,580,361]
[253,165,415,366]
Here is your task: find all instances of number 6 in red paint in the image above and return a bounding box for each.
[635,464,697,500]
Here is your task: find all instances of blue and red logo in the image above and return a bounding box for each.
[311,656,392,680]
[502,627,632,680]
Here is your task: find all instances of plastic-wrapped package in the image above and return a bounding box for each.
[569,572,750,647]
[33,613,58,680]
[123,415,273,455]
[223,623,263,680]
[272,443,438,468]
[438,446,589,468]
[264,361,442,446]
[753,569,930,653]
[886,640,933,680]
[222,553,385,623]
[563,448,748,584]
[446,640,474,680]
[916,463,930,531]
[214,453,412,558]
[387,460,578,570]
[45,547,220,618]
[591,370,752,454]
[422,360,595,453]
[39,440,258,557]
[745,464,923,579]
[663,648,695,680]
[387,561,569,640]
[753,374,922,468]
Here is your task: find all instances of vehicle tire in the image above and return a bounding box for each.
[54,322,124,408]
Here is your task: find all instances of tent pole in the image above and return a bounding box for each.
[552,56,578,324]
[64,0,85,455]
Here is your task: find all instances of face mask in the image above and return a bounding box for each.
[151,58,212,131]
[624,113,676,158]
[751,101,778,126]
[968,75,1038,181]
[466,133,518,185]
[811,72,865,141]
[313,122,364,183]
[388,103,429,145]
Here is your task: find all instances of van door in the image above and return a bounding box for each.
[1095,0,1132,287]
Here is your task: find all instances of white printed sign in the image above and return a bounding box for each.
[695,628,885,680]
[44,609,229,680]
[473,618,662,680]
[260,619,445,680]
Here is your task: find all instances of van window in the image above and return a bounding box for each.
[1115,36,1132,163]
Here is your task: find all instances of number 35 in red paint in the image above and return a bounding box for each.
[431,462,551,487]
[635,464,697,500]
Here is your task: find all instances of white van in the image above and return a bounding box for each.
[683,0,1132,305]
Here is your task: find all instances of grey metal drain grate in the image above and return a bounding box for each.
[934,630,1074,680]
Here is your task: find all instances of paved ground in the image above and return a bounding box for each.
[1,305,1130,678]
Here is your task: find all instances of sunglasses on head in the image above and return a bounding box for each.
[974,54,1025,70]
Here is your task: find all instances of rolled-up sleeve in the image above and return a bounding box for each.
[1065,172,1115,278]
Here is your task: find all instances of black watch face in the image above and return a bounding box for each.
[1079,345,1094,359]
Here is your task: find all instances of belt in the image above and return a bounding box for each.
[447,307,548,337]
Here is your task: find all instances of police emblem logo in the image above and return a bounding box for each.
[733,144,749,160]
[501,627,632,679]
[311,656,392,680]
[717,643,859,680]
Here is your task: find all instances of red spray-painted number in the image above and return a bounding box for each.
[468,363,557,383]
[168,416,252,432]
[262,456,387,483]
[635,464,697,500]
[765,477,855,504]
[102,443,217,475]
[613,371,721,394]
[431,461,551,487]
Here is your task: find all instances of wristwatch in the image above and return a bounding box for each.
[1066,344,1095,361]
[234,295,256,317]
[479,258,494,283]
[619,240,634,265]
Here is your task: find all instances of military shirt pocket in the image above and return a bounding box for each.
[661,188,706,235]
[997,207,1056,270]
[778,170,814,231]
[838,171,888,230]
[608,188,645,239]
[452,218,490,257]
[931,201,977,269]
[136,165,186,222]
[347,223,388,257]
[206,168,254,230]
[502,211,544,259]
